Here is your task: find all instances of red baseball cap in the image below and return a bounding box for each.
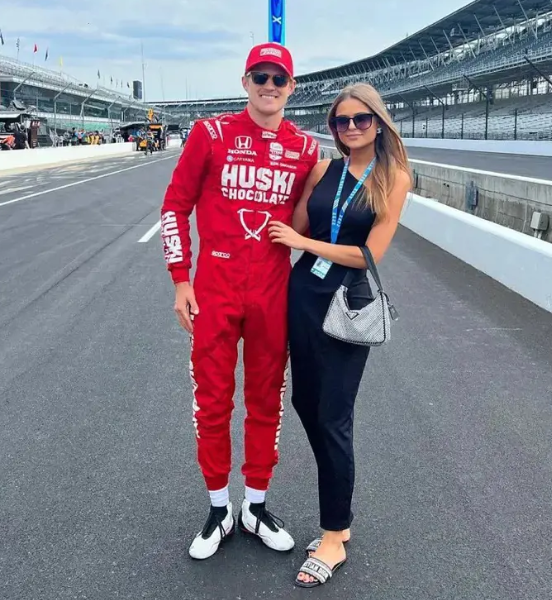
[245,42,294,78]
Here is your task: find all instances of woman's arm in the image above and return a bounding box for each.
[292,159,331,234]
[269,169,411,268]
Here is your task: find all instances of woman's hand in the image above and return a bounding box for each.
[268,221,308,251]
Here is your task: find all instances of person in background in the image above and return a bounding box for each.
[269,82,412,587]
[160,43,319,561]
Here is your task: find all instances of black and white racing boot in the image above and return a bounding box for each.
[189,503,235,560]
[238,500,294,552]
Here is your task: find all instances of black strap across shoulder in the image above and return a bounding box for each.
[342,245,384,292]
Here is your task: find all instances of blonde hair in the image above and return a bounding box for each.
[327,83,412,221]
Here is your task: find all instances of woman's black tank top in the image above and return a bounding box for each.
[292,157,377,296]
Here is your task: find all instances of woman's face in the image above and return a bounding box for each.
[333,97,379,151]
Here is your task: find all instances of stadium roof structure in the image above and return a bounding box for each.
[0,54,169,114]
[297,0,552,82]
[150,0,552,110]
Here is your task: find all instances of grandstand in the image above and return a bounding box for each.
[153,0,552,141]
[0,55,174,145]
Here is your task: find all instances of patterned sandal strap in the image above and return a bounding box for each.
[299,557,333,584]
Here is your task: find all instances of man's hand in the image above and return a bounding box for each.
[174,282,199,334]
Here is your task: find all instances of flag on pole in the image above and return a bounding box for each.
[0,30,5,46]
[16,38,20,50]
[59,56,63,68]
[45,47,49,61]
[34,43,38,53]
[97,69,100,79]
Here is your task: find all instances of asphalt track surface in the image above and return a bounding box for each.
[1,150,552,600]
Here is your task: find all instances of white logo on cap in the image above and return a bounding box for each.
[260,48,282,58]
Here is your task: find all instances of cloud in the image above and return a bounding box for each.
[1,0,471,100]
[112,21,241,44]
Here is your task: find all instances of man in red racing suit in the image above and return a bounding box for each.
[160,42,319,560]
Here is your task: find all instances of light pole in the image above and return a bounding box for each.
[141,42,147,102]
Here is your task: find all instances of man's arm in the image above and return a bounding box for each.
[160,122,211,284]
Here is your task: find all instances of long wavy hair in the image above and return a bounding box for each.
[327,83,412,220]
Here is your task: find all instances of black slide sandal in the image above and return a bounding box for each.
[294,556,347,588]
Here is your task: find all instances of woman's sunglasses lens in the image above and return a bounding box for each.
[354,114,373,129]
[331,117,350,132]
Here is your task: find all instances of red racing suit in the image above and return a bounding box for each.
[160,108,319,491]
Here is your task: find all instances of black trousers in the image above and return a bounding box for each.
[289,320,369,531]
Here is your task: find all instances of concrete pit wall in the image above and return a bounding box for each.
[410,162,552,243]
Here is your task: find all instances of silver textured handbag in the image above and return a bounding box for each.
[322,246,399,346]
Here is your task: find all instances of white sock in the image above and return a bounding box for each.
[245,486,266,504]
[209,486,229,508]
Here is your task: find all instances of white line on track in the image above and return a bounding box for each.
[0,153,178,209]
[138,220,161,243]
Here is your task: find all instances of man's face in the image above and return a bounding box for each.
[242,62,296,117]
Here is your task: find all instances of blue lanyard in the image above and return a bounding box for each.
[331,157,376,244]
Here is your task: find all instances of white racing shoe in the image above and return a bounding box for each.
[189,503,235,560]
[238,500,295,552]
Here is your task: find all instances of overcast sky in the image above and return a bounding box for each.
[1,0,470,101]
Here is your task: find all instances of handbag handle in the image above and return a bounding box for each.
[342,245,384,292]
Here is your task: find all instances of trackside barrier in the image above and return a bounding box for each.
[0,142,136,172]
[400,194,552,314]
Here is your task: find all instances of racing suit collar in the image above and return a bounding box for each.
[241,107,286,139]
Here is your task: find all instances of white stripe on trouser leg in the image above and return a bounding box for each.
[189,333,200,439]
[274,361,289,451]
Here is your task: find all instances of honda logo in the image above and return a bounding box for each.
[235,136,253,150]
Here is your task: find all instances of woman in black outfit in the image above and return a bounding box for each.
[269,83,412,588]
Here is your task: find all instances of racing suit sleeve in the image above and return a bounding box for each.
[160,122,211,284]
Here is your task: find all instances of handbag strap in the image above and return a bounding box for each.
[342,245,384,292]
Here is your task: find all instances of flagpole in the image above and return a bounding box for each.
[141,42,147,103]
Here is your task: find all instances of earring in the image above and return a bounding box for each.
[377,127,382,134]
